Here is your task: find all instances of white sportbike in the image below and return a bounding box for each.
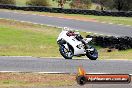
[57,28,98,60]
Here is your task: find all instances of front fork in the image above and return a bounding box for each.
[80,39,94,52]
[85,44,94,52]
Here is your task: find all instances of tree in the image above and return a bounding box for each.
[92,0,132,11]
[70,0,92,9]
[52,0,71,8]
[0,0,15,5]
[113,0,124,11]
[113,0,132,11]
[26,0,50,6]
[92,0,113,11]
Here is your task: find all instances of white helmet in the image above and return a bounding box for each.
[63,27,70,31]
[63,27,75,31]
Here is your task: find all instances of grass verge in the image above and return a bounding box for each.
[0,19,61,57]
[0,19,131,59]
[16,0,27,6]
[0,73,75,87]
[99,49,132,60]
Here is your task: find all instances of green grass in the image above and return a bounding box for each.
[0,19,61,57]
[16,0,27,6]
[0,80,27,87]
[99,49,132,60]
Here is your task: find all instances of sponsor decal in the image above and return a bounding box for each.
[76,67,131,85]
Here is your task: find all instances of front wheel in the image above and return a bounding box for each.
[76,76,87,85]
[59,45,73,59]
[86,46,98,60]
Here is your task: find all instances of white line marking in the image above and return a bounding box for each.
[36,72,71,74]
[32,14,38,16]
[0,71,131,75]
[109,23,113,24]
[101,22,106,24]
[104,59,131,61]
[126,25,131,27]
[86,32,92,34]
[118,24,123,26]
[0,71,20,73]
[99,34,104,36]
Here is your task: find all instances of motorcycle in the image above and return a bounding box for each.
[57,27,98,60]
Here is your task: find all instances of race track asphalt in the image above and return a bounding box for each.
[0,57,132,74]
[0,11,132,36]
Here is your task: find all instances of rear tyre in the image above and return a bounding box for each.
[59,45,73,59]
[86,46,98,60]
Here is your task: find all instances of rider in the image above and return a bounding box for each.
[64,27,88,48]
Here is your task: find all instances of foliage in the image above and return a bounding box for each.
[113,0,132,11]
[26,0,50,6]
[70,0,92,9]
[92,0,132,11]
[0,0,15,4]
[52,0,71,8]
[91,0,113,11]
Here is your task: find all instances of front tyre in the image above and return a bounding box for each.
[76,76,87,85]
[86,46,98,60]
[59,45,73,59]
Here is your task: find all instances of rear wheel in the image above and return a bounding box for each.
[59,45,73,59]
[86,46,98,60]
